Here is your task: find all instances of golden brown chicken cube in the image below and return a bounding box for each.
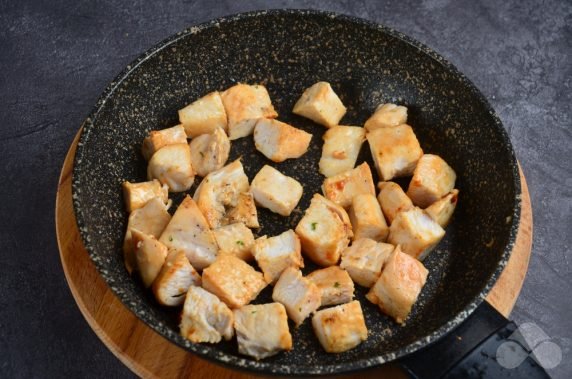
[221,83,278,140]
[141,124,188,161]
[366,245,428,324]
[178,91,228,137]
[159,195,219,270]
[293,82,346,128]
[253,119,312,162]
[312,300,368,353]
[349,193,389,242]
[250,165,303,216]
[193,160,250,229]
[424,189,459,228]
[319,125,366,177]
[272,267,322,326]
[212,222,255,261]
[322,162,376,209]
[340,238,394,288]
[364,103,408,131]
[189,126,231,177]
[253,230,304,284]
[131,229,168,288]
[122,179,168,213]
[180,286,234,343]
[366,124,423,181]
[406,154,457,208]
[307,266,354,306]
[233,303,293,360]
[388,207,445,260]
[123,197,171,274]
[377,181,414,225]
[202,254,267,309]
[225,192,260,229]
[295,194,353,266]
[152,250,201,306]
[147,143,195,192]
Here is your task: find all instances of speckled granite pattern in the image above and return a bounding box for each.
[71,10,519,375]
[2,1,570,378]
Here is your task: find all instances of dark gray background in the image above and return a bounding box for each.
[0,0,570,378]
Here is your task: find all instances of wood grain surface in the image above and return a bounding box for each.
[56,132,532,379]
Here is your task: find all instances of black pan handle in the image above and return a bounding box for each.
[399,301,552,378]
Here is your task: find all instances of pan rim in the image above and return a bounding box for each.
[71,8,521,376]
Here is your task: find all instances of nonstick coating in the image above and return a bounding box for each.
[72,10,521,376]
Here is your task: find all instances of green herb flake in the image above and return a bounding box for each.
[236,240,245,246]
[251,310,257,314]
[333,282,340,288]
[311,222,318,231]
[168,236,173,242]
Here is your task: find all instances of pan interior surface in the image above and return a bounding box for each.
[72,10,519,375]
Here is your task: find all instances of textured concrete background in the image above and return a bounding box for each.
[0,0,570,377]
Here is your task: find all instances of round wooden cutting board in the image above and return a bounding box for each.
[56,132,533,379]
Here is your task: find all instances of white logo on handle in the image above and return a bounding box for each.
[496,322,562,369]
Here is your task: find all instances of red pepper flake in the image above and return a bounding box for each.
[335,180,346,191]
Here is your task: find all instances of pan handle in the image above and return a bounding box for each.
[399,301,553,378]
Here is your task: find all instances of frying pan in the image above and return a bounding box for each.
[71,9,535,377]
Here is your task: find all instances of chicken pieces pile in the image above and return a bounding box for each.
[121,81,459,359]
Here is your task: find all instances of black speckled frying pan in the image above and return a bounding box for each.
[71,9,540,377]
